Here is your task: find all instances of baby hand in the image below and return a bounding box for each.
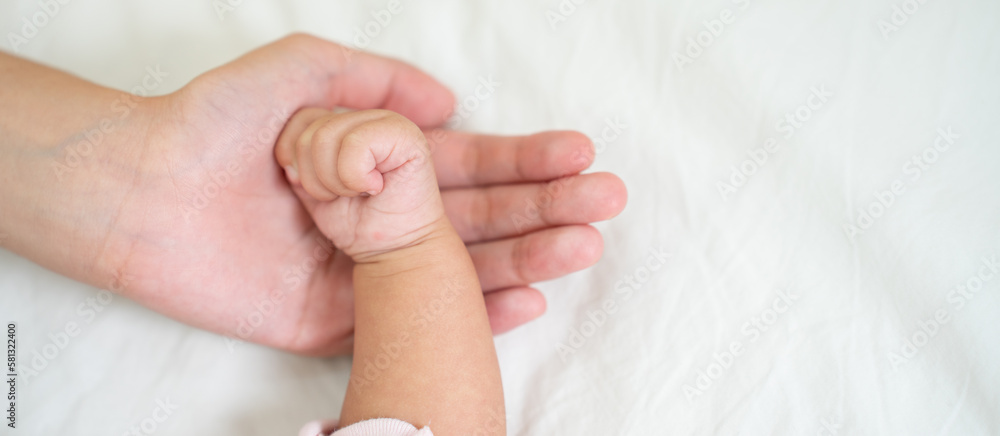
[276,109,448,261]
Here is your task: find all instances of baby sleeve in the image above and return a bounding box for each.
[299,418,434,436]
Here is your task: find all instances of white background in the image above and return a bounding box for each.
[1,0,999,434]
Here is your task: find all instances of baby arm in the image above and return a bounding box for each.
[276,109,505,435]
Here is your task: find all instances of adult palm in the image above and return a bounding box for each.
[84,34,627,355]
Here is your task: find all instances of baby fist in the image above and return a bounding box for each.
[276,109,446,261]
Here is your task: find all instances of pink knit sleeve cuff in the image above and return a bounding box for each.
[299,418,434,436]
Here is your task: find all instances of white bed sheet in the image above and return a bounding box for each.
[1,0,999,434]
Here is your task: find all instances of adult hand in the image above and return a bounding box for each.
[0,34,627,355]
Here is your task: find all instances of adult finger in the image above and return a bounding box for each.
[427,130,596,188]
[483,287,547,334]
[203,33,456,128]
[469,225,604,292]
[442,172,627,243]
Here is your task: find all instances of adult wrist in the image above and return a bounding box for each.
[0,72,164,290]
